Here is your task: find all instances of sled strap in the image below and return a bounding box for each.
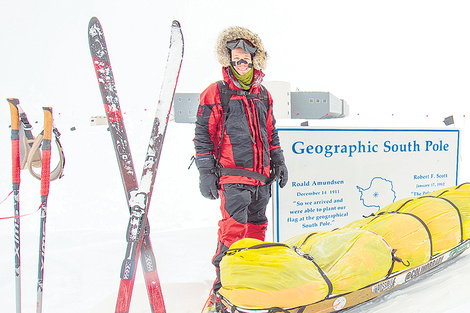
[421,195,464,243]
[225,243,291,255]
[229,305,303,313]
[388,249,411,277]
[390,211,434,258]
[296,232,318,250]
[293,246,333,298]
[266,307,291,313]
[265,306,306,313]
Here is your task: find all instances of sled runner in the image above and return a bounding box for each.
[219,239,470,312]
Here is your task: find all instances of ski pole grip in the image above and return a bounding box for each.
[41,107,53,196]
[8,98,21,185]
[42,107,53,143]
[8,98,20,131]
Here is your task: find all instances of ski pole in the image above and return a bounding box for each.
[8,98,22,313]
[36,107,53,313]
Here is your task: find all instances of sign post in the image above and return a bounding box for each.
[272,127,460,242]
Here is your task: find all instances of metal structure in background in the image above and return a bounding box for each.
[172,81,349,123]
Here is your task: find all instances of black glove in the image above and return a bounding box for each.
[270,148,288,188]
[195,154,219,199]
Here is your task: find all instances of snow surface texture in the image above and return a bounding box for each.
[1,114,470,313]
[2,1,470,312]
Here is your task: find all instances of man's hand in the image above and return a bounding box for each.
[270,148,288,188]
[195,154,219,199]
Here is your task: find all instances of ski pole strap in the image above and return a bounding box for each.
[0,201,42,220]
[22,124,65,181]
[17,103,38,167]
[8,100,65,181]
[0,190,14,206]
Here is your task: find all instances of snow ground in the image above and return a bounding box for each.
[0,114,470,313]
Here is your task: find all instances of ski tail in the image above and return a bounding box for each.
[115,241,142,313]
[141,234,165,312]
[36,107,53,313]
[8,98,22,313]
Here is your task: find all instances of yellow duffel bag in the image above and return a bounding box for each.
[378,196,461,255]
[427,183,470,240]
[219,238,330,309]
[345,212,431,273]
[285,228,393,294]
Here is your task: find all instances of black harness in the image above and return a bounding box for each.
[215,80,271,184]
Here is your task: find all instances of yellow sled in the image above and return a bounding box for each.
[219,183,470,312]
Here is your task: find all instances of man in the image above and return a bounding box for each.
[194,26,288,311]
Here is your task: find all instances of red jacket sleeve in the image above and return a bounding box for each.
[194,83,223,157]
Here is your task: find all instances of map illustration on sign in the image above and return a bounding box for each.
[357,177,396,213]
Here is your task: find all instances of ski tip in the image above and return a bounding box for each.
[172,20,181,28]
[89,16,100,28]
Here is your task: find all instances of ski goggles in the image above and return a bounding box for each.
[226,39,258,54]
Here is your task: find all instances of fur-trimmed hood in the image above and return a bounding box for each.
[216,26,267,70]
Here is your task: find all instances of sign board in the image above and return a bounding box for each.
[90,116,107,126]
[272,127,460,242]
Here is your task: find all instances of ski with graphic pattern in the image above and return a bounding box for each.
[88,17,184,313]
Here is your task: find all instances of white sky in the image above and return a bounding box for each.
[1,0,470,120]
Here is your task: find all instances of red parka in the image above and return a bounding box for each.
[194,67,281,186]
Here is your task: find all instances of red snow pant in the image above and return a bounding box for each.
[212,183,270,292]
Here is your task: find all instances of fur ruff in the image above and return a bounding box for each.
[216,26,267,70]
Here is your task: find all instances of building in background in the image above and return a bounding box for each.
[172,81,349,123]
[291,91,349,119]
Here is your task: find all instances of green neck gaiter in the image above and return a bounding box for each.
[230,65,254,90]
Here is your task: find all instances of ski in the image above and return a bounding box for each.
[220,239,470,313]
[115,19,183,313]
[7,98,22,313]
[88,16,160,312]
[36,107,53,313]
[88,17,184,313]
